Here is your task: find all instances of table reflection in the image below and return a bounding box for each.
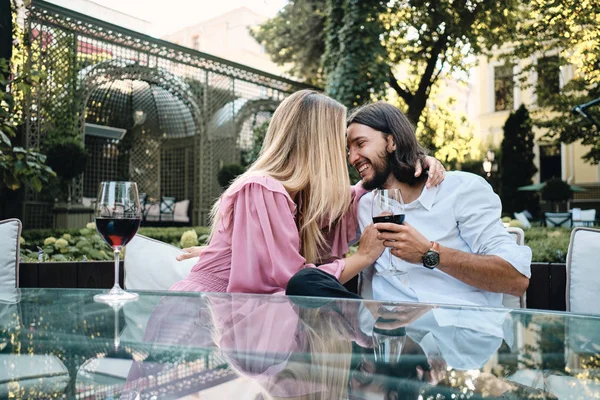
[1,289,599,399]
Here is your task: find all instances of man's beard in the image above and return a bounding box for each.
[361,151,392,191]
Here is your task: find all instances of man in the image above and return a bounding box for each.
[287,102,531,308]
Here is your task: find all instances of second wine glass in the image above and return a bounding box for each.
[372,188,407,276]
[94,181,141,303]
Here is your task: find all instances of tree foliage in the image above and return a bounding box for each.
[500,105,538,215]
[0,2,55,193]
[506,0,600,163]
[254,0,521,164]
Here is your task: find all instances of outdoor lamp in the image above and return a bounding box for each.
[133,110,146,126]
[483,150,497,178]
[483,160,492,177]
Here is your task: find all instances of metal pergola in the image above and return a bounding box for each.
[21,0,314,228]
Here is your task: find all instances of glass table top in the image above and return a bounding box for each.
[1,288,599,400]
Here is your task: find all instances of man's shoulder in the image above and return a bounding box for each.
[441,171,491,194]
[444,171,487,185]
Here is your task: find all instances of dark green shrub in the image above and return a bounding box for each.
[542,178,572,203]
[45,137,88,180]
[217,164,245,189]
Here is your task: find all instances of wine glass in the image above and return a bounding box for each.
[94,181,141,303]
[372,188,407,276]
[372,317,407,366]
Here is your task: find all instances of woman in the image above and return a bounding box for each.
[171,90,444,294]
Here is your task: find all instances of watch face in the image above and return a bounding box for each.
[423,250,439,269]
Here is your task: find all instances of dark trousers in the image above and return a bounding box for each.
[286,268,361,300]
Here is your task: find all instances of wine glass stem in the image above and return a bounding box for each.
[111,246,122,293]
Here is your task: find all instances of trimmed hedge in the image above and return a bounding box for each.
[524,226,571,263]
[22,226,211,248]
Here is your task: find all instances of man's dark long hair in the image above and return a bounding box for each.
[347,102,429,186]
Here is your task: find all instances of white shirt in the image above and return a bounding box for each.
[358,171,532,308]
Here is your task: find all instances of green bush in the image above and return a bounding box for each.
[524,227,570,263]
[217,164,246,189]
[21,225,211,262]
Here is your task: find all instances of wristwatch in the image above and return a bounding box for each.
[422,241,440,269]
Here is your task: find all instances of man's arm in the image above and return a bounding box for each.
[374,222,529,297]
[435,246,529,297]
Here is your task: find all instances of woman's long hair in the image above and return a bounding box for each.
[210,90,351,264]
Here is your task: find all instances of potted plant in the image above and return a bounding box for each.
[541,178,572,212]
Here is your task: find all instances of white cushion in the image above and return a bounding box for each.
[0,354,69,397]
[566,227,600,314]
[545,212,572,228]
[0,219,21,290]
[503,227,526,308]
[513,212,531,229]
[573,209,596,227]
[124,234,196,291]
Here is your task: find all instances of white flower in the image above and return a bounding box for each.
[180,230,199,248]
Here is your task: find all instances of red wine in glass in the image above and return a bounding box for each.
[372,189,407,276]
[94,181,142,303]
[95,217,140,248]
[372,214,405,226]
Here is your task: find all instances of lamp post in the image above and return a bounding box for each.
[482,150,497,178]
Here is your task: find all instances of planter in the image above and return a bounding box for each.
[53,203,94,230]
[526,262,566,311]
[19,261,124,289]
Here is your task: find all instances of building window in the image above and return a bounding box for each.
[192,35,200,50]
[539,143,561,182]
[494,64,514,112]
[537,56,560,106]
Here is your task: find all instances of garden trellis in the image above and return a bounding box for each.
[21,0,313,228]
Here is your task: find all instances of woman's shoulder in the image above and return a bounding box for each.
[223,174,296,213]
[226,174,291,199]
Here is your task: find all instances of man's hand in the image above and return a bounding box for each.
[415,155,446,188]
[374,222,430,264]
[176,246,207,261]
[374,304,433,330]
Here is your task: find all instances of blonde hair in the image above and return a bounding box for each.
[211,90,351,264]
[267,308,353,400]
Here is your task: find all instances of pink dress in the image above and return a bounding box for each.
[170,175,367,294]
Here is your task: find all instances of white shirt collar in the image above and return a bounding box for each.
[405,184,439,211]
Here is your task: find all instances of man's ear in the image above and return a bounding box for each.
[386,135,397,153]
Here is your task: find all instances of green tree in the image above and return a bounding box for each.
[255,0,520,121]
[500,105,538,215]
[0,1,54,194]
[507,0,600,163]
[324,0,389,108]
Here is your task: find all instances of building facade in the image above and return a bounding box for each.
[162,7,284,76]
[470,54,599,186]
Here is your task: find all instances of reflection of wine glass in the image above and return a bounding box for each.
[372,189,407,276]
[94,181,141,303]
[372,317,407,366]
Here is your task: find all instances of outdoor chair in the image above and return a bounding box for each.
[513,212,531,229]
[564,227,600,376]
[124,234,195,291]
[0,219,69,397]
[544,212,572,228]
[159,196,176,221]
[504,227,527,309]
[0,219,21,290]
[572,209,596,228]
[566,227,600,314]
